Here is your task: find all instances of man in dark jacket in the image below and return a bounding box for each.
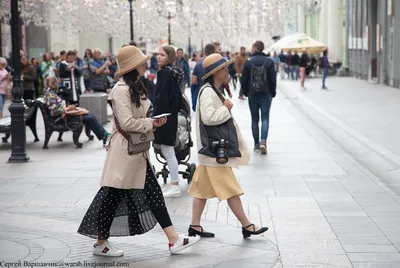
[21,55,37,100]
[242,41,276,155]
[291,50,300,80]
[175,48,190,94]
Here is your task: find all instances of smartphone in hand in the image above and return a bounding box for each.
[151,113,171,119]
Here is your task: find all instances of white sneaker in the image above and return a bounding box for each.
[169,235,201,254]
[162,184,182,198]
[93,241,124,257]
[161,183,169,191]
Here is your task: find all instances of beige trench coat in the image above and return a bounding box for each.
[100,80,155,190]
[196,83,250,168]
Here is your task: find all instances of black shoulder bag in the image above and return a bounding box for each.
[197,86,242,159]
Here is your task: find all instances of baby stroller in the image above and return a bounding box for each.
[151,94,197,184]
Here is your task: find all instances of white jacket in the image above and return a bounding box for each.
[196,83,249,168]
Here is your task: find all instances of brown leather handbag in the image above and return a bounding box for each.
[114,115,154,155]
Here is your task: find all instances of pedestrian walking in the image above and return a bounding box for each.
[241,41,276,154]
[228,53,238,90]
[291,50,300,80]
[175,48,190,94]
[189,52,200,71]
[236,46,247,100]
[278,50,287,80]
[188,53,269,239]
[154,46,184,198]
[191,43,217,111]
[150,53,158,76]
[321,49,330,89]
[271,52,280,74]
[286,50,293,79]
[299,49,310,90]
[77,45,200,257]
[0,57,9,118]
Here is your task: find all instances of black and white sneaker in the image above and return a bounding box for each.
[93,241,124,257]
[169,235,201,254]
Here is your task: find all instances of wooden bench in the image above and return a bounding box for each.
[0,100,40,143]
[34,98,92,149]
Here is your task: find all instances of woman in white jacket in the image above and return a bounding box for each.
[188,54,269,238]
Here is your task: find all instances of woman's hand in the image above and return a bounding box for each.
[224,99,233,110]
[152,117,167,127]
[66,105,76,111]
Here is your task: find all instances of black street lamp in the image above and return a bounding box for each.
[8,0,29,163]
[188,35,191,55]
[157,0,182,45]
[167,12,175,45]
[128,0,134,42]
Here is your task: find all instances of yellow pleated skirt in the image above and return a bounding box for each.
[188,165,243,201]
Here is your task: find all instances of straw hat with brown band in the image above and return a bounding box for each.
[115,45,150,77]
[202,53,233,80]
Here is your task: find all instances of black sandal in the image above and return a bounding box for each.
[242,224,268,239]
[188,225,215,238]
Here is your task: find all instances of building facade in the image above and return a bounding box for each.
[296,0,345,64]
[347,0,400,88]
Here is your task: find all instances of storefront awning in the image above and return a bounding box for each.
[281,34,326,54]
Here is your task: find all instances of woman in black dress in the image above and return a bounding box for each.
[77,45,199,257]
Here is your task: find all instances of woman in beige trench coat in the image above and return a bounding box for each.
[187,54,269,239]
[78,46,200,257]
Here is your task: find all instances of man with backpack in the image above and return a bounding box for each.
[242,41,276,155]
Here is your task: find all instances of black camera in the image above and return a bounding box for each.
[211,139,229,164]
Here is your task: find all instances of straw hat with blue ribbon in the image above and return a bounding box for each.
[202,53,233,80]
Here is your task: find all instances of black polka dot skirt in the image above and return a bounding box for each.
[77,162,165,239]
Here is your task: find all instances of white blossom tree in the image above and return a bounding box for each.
[1,0,307,50]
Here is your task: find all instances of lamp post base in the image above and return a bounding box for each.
[7,101,29,164]
[8,154,30,163]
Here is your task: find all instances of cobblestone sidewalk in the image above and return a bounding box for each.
[0,86,400,267]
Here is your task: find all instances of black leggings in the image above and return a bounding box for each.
[231,75,238,88]
[151,207,172,229]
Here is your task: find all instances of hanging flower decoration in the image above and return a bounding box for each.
[1,0,309,50]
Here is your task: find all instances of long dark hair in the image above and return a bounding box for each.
[84,49,93,59]
[123,69,148,107]
[204,76,215,88]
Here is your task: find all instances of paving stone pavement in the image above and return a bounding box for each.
[0,83,400,267]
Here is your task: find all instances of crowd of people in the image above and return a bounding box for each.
[271,48,331,90]
[0,40,332,258]
[76,41,272,257]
